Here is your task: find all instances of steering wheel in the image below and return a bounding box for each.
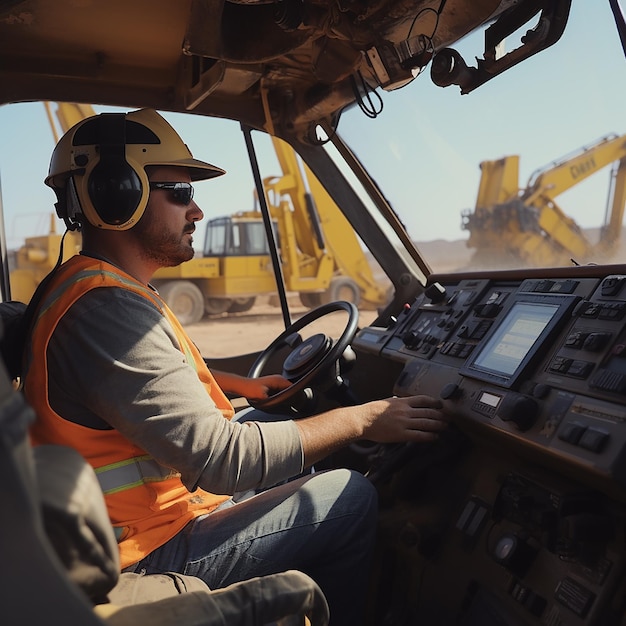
[247,301,359,413]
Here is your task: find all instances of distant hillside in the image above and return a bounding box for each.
[415,238,473,274]
[416,226,626,274]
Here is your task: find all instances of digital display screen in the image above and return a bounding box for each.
[479,391,501,407]
[470,302,560,378]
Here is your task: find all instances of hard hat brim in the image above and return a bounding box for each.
[165,157,226,181]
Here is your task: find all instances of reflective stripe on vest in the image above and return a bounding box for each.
[94,454,180,495]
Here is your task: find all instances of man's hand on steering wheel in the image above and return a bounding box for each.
[212,371,291,401]
[241,374,292,401]
[247,301,360,414]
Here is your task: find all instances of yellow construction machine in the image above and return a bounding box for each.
[155,134,389,318]
[10,102,389,322]
[462,133,626,268]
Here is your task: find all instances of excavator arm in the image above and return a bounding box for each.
[523,134,626,203]
[600,156,626,252]
[264,137,389,308]
[43,102,97,143]
[463,133,626,268]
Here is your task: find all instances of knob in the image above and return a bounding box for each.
[492,532,537,577]
[402,330,420,348]
[425,282,446,303]
[531,383,551,399]
[497,393,539,431]
[440,382,462,400]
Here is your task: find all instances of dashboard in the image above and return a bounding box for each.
[356,267,626,497]
[352,265,626,625]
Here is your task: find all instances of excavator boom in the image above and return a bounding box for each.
[523,134,626,203]
[463,132,626,268]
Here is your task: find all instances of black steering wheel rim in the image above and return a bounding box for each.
[247,300,359,411]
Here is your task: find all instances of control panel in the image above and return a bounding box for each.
[354,267,626,626]
[354,269,626,497]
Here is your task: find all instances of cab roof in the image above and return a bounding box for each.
[0,0,572,139]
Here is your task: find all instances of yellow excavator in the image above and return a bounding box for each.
[461,133,626,268]
[10,102,389,323]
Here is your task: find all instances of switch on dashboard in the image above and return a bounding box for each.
[600,275,626,296]
[578,428,610,453]
[558,421,587,445]
[558,421,610,453]
[582,332,611,352]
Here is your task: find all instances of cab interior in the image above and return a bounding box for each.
[1,1,626,625]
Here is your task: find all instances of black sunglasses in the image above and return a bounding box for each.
[149,182,194,205]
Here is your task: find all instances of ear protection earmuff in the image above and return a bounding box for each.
[86,113,143,228]
[46,108,226,231]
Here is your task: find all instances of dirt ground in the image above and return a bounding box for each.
[186,296,380,358]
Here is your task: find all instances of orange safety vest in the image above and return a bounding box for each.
[26,254,234,568]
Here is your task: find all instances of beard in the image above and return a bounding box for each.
[133,219,196,267]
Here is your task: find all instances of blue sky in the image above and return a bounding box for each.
[0,1,624,251]
[339,1,626,243]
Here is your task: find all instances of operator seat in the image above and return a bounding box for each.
[0,300,27,383]
[0,301,329,626]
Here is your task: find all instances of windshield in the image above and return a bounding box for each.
[0,2,622,358]
[337,1,625,273]
[0,105,389,356]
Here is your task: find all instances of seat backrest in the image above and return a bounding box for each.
[0,251,66,382]
[0,300,27,381]
[0,330,106,625]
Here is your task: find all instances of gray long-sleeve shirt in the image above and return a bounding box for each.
[47,285,304,495]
